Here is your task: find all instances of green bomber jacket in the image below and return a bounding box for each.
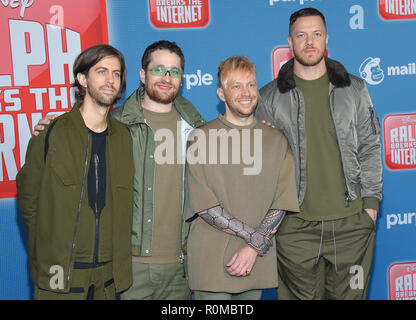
[16,103,134,293]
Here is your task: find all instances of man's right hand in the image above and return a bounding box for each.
[32,114,59,136]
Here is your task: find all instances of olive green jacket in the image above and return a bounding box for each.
[16,104,134,293]
[110,87,206,258]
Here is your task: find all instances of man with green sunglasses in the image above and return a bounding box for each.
[149,66,184,79]
[111,40,206,300]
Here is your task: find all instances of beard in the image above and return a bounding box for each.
[87,84,119,107]
[293,46,326,67]
[145,81,180,104]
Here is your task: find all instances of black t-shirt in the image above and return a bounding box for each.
[87,128,108,217]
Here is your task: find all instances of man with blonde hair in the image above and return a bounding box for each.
[185,56,299,300]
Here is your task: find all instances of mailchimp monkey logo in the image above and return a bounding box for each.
[359,57,384,85]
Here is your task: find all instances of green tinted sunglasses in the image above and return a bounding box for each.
[149,66,183,78]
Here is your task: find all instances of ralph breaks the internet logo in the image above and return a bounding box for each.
[389,262,416,300]
[383,113,416,170]
[0,0,108,198]
[148,0,210,29]
[378,0,416,20]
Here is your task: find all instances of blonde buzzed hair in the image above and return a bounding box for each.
[217,56,257,89]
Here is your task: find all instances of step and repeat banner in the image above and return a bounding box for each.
[1,0,415,300]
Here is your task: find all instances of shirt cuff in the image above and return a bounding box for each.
[363,197,379,212]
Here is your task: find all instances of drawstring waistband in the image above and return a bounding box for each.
[315,220,338,272]
[316,221,324,264]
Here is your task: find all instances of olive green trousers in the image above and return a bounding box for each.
[276,212,376,300]
[121,261,189,300]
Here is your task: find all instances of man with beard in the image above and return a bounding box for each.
[256,8,383,299]
[185,56,299,300]
[111,40,205,300]
[17,44,134,299]
[33,40,205,300]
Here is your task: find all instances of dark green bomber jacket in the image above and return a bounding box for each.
[16,103,134,293]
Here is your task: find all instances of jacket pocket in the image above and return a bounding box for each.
[368,107,381,135]
[51,162,76,186]
[361,210,376,229]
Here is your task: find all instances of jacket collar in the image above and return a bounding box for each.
[70,101,114,135]
[277,57,351,93]
[119,86,205,128]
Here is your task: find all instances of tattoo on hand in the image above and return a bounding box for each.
[198,206,285,256]
[258,209,286,234]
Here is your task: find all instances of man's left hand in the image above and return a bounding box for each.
[225,245,258,277]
